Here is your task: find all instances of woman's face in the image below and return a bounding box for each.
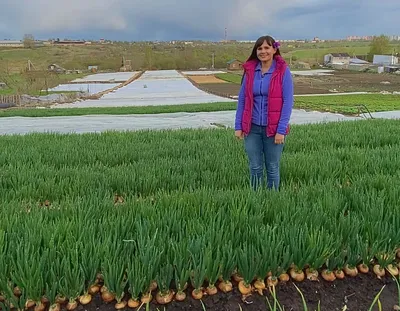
[256,40,276,62]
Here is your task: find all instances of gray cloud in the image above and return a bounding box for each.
[0,0,398,40]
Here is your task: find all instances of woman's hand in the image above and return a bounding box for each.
[275,133,285,144]
[235,130,244,139]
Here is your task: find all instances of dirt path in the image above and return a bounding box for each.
[185,75,227,84]
[293,71,400,93]
[193,70,400,97]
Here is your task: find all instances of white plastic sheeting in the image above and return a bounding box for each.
[291,69,335,76]
[362,111,400,119]
[72,72,140,83]
[53,70,235,108]
[296,92,369,97]
[48,83,120,94]
[138,70,184,79]
[3,109,400,136]
[181,71,227,75]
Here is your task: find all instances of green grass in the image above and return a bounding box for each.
[0,41,384,74]
[0,88,15,95]
[30,90,81,96]
[0,72,87,95]
[1,120,400,310]
[0,120,400,311]
[0,94,398,117]
[0,44,254,73]
[294,94,400,114]
[51,73,87,83]
[0,102,237,117]
[215,73,242,84]
[1,89,78,96]
[0,73,25,95]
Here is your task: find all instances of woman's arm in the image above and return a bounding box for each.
[234,74,246,131]
[277,67,294,135]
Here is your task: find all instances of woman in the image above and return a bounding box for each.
[235,35,294,190]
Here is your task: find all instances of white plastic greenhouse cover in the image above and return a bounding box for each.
[2,109,400,135]
[72,72,140,83]
[181,71,227,75]
[291,69,335,76]
[48,83,120,94]
[52,70,235,108]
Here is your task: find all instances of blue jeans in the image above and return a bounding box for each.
[244,124,284,190]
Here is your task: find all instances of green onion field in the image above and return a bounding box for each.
[1,119,400,310]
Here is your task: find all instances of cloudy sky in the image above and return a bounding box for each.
[0,0,398,41]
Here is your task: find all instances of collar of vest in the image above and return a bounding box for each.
[243,55,286,73]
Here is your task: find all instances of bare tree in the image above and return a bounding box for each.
[23,34,35,49]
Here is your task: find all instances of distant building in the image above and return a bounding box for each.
[0,40,23,47]
[346,35,373,41]
[348,58,370,71]
[388,35,400,41]
[323,53,351,65]
[349,58,369,65]
[52,40,89,46]
[384,66,400,73]
[48,64,66,73]
[227,59,243,70]
[88,65,98,72]
[0,40,45,48]
[373,55,399,65]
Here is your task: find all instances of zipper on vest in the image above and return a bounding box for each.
[260,76,263,125]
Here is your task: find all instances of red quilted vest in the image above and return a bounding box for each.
[241,55,289,137]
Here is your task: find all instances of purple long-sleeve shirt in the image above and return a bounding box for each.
[234,60,294,135]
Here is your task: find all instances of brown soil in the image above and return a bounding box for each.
[198,83,241,97]
[185,75,227,84]
[192,70,400,97]
[69,273,398,311]
[294,70,400,94]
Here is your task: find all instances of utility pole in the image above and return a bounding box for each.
[211,52,215,69]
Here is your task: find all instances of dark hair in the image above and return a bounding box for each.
[247,35,281,61]
[240,35,281,84]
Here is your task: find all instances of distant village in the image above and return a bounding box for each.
[323,53,399,73]
[225,52,400,74]
[0,35,399,75]
[0,34,400,48]
[0,38,108,48]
